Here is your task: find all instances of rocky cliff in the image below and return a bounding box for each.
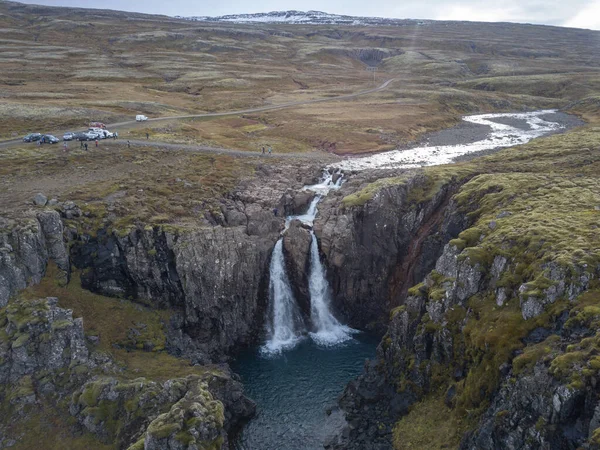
[71,224,279,363]
[64,163,323,362]
[315,170,467,331]
[0,296,254,450]
[0,211,69,308]
[327,152,600,450]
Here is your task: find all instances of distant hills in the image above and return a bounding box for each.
[177,10,426,26]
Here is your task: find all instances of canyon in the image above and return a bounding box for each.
[1,2,599,448]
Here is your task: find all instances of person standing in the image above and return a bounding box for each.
[84,143,88,151]
[79,139,83,149]
[95,139,98,148]
[127,140,131,148]
[268,146,272,155]
[63,141,68,152]
[261,146,265,155]
[146,132,149,140]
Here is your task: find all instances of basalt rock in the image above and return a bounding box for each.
[0,211,69,307]
[0,295,253,450]
[278,189,316,216]
[460,364,596,450]
[315,171,465,330]
[335,212,599,450]
[72,225,279,361]
[70,372,254,450]
[282,219,313,316]
[0,297,89,393]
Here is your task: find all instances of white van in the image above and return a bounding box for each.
[136,115,148,122]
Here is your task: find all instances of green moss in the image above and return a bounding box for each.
[407,283,426,297]
[78,381,106,407]
[342,176,407,207]
[175,430,195,445]
[148,421,181,439]
[392,394,470,450]
[12,333,30,348]
[457,227,483,248]
[513,335,560,375]
[51,319,73,331]
[535,416,547,431]
[8,375,35,402]
[127,439,145,450]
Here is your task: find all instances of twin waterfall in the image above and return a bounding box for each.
[261,172,355,355]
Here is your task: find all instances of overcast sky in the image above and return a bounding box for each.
[18,0,600,30]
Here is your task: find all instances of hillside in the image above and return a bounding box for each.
[0,1,599,154]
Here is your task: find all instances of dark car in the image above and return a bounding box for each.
[40,134,60,144]
[72,132,88,141]
[23,133,41,142]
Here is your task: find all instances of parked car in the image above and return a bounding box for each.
[136,115,148,122]
[89,127,114,139]
[63,132,75,141]
[89,122,106,129]
[72,132,88,141]
[23,133,41,142]
[40,134,59,144]
[84,131,100,141]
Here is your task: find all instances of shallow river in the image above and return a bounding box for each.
[232,334,379,450]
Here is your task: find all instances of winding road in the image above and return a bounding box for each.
[0,79,397,152]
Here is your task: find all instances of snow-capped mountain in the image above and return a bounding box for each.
[178,10,425,26]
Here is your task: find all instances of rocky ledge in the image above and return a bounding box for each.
[0,296,254,449]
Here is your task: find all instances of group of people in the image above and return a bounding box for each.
[261,145,273,155]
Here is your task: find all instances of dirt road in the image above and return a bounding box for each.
[0,79,396,150]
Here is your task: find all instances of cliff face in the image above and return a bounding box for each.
[71,225,279,362]
[329,163,600,450]
[315,171,466,331]
[0,211,69,308]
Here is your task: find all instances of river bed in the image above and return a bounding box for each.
[334,110,583,170]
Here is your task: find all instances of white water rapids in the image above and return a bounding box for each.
[261,171,354,355]
[334,109,564,171]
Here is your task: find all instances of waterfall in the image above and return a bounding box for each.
[260,240,305,355]
[307,232,355,345]
[262,170,354,355]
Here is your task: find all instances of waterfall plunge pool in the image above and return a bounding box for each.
[232,334,379,450]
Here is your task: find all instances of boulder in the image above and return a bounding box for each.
[33,193,47,206]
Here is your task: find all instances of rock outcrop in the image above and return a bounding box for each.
[0,297,90,403]
[282,220,313,316]
[329,167,600,450]
[315,171,465,330]
[72,224,278,362]
[0,211,69,307]
[0,296,255,450]
[71,372,254,450]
